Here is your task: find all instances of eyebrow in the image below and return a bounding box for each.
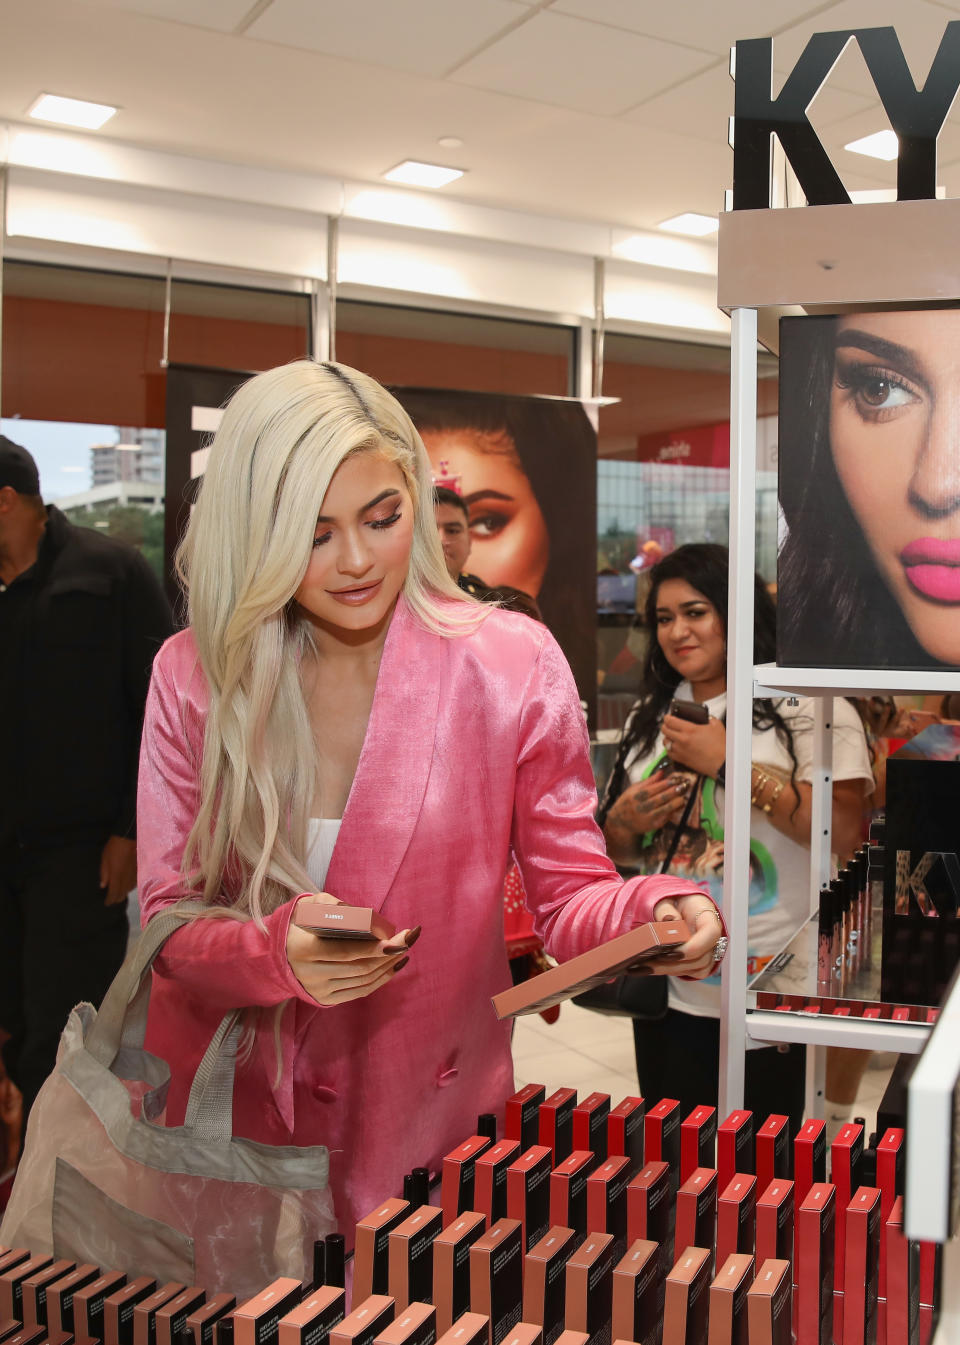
[655,601,707,614]
[462,489,514,505]
[835,329,926,387]
[316,488,400,523]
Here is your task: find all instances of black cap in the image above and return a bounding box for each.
[0,435,40,494]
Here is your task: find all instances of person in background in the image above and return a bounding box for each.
[601,543,873,1134]
[0,436,174,1124]
[433,485,488,597]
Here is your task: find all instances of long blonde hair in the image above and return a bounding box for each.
[176,359,485,924]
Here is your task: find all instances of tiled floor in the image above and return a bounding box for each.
[512,1002,895,1137]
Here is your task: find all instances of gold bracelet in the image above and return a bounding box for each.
[762,779,786,814]
[750,767,770,806]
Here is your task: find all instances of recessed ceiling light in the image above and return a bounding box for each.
[844,130,898,161]
[28,93,118,130]
[437,136,464,150]
[383,160,464,189]
[656,212,719,237]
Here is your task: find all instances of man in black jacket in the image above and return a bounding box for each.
[0,436,174,1119]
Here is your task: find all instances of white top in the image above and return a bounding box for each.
[306,818,342,891]
[622,685,874,1031]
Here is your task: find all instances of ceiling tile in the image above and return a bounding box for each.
[450,9,715,116]
[245,0,526,79]
[81,0,255,30]
[552,0,838,59]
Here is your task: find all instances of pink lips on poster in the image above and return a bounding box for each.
[900,537,960,601]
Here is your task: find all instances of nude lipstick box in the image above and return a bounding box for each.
[442,1138,492,1227]
[433,1213,487,1334]
[796,1184,836,1345]
[794,1121,827,1211]
[372,1303,437,1345]
[755,1180,794,1272]
[20,1260,76,1330]
[706,1253,753,1345]
[75,1270,128,1345]
[0,1255,52,1324]
[468,1219,523,1345]
[277,1290,346,1345]
[294,905,395,942]
[356,1200,412,1303]
[155,1286,206,1345]
[842,1187,881,1345]
[627,1161,673,1278]
[330,1297,396,1345]
[0,1327,43,1345]
[610,1240,659,1345]
[506,1087,546,1151]
[550,1151,597,1246]
[522,1227,577,1345]
[540,1091,577,1167]
[507,1147,553,1251]
[491,922,689,1019]
[233,1281,301,1345]
[475,1142,520,1225]
[563,1233,615,1345]
[607,1098,645,1177]
[47,1263,100,1339]
[498,1327,541,1345]
[746,1260,791,1345]
[572,1096,610,1164]
[717,1113,754,1193]
[103,1277,157,1345]
[645,1100,682,1195]
[680,1108,717,1184]
[389,1207,444,1311]
[755,1116,790,1196]
[186,1296,237,1345]
[675,1169,718,1271]
[585,1157,631,1262]
[716,1176,756,1272]
[662,1247,711,1345]
[434,1315,488,1345]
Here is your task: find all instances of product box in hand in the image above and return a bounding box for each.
[882,725,960,1006]
[491,922,688,1019]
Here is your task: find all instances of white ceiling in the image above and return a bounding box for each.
[2,0,960,234]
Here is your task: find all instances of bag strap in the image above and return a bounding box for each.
[182,1009,242,1142]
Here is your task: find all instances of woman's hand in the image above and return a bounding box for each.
[645,894,725,979]
[286,894,419,1006]
[661,713,726,780]
[603,773,690,863]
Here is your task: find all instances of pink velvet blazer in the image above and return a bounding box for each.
[137,596,706,1240]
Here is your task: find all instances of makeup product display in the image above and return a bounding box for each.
[475,1143,521,1226]
[882,727,960,1006]
[680,1109,717,1185]
[572,1097,609,1165]
[507,1090,547,1153]
[755,1118,789,1196]
[442,1139,492,1227]
[491,922,689,1019]
[717,1114,754,1194]
[0,1091,947,1345]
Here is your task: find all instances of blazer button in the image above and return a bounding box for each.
[436,1067,459,1088]
[313,1084,338,1103]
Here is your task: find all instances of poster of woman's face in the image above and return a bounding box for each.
[392,387,598,717]
[778,309,960,670]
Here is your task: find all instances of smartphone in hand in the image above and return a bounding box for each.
[668,697,710,725]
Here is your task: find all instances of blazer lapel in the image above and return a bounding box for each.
[323,596,442,912]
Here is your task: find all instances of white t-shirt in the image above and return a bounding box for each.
[306,818,342,891]
[621,685,874,1025]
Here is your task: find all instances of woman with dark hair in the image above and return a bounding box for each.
[601,544,873,1129]
[779,309,960,669]
[394,388,596,705]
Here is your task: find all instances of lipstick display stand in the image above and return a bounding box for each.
[715,197,960,1126]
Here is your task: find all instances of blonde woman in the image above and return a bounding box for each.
[137,361,724,1244]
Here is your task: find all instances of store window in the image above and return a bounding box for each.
[336,300,575,397]
[595,332,779,728]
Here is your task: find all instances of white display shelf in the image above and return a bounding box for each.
[754,663,960,699]
[906,965,960,1243]
[747,1009,929,1053]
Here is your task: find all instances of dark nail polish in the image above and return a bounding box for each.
[394,956,410,972]
[405,925,423,948]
